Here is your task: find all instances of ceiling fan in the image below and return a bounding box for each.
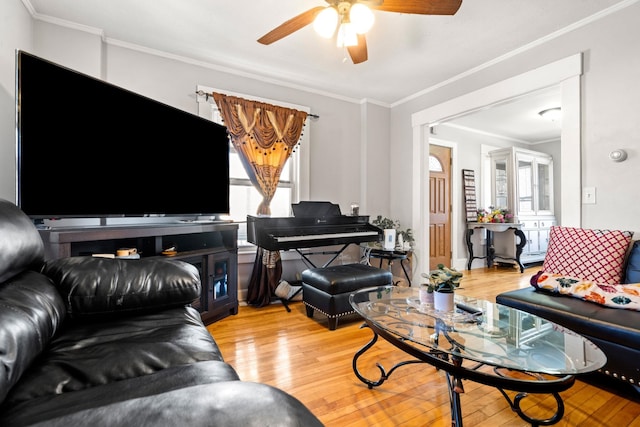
[257,0,463,64]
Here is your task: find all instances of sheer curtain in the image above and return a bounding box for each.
[212,92,308,307]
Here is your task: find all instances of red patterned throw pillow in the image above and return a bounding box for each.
[542,226,634,284]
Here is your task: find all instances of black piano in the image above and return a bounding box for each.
[247,201,382,267]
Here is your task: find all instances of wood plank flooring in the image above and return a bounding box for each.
[207,265,640,426]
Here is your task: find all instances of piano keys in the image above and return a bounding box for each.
[247,215,382,252]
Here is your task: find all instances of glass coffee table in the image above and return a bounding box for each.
[349,286,606,426]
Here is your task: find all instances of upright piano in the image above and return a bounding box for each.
[247,202,382,267]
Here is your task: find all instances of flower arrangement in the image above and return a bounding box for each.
[420,264,463,293]
[477,206,513,223]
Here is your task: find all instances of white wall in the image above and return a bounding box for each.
[33,20,102,78]
[0,0,32,202]
[362,102,391,216]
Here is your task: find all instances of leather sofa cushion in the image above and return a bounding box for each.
[0,199,44,283]
[4,306,223,405]
[42,257,201,318]
[1,376,323,427]
[0,271,66,404]
[496,287,640,351]
[0,361,239,425]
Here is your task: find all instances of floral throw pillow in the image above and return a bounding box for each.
[542,226,634,285]
[532,271,640,311]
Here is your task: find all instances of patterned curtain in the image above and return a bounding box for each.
[212,92,308,307]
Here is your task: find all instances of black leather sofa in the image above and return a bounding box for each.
[0,199,323,426]
[496,242,640,389]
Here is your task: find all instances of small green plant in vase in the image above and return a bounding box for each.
[371,215,399,231]
[425,264,463,292]
[421,264,463,311]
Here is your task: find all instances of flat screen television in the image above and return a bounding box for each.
[16,50,230,220]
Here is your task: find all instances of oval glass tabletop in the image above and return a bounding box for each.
[349,286,606,375]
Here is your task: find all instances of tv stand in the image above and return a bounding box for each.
[32,219,50,230]
[38,222,239,324]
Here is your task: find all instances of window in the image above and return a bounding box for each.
[196,86,310,245]
[428,155,443,172]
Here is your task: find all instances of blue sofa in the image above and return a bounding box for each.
[496,240,640,388]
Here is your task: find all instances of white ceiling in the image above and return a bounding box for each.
[442,85,563,144]
[25,0,631,142]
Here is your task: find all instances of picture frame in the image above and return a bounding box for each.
[462,169,478,222]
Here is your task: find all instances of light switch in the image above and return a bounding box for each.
[583,187,596,204]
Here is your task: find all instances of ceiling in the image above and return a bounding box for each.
[25,0,630,142]
[442,85,563,144]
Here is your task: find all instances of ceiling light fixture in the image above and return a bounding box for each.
[336,22,358,47]
[538,107,562,122]
[313,7,339,38]
[313,2,374,48]
[349,3,375,34]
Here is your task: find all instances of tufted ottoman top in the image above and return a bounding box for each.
[301,263,392,295]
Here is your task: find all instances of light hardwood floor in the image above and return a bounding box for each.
[207,265,640,426]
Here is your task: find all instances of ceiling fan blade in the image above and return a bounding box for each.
[257,6,326,45]
[348,34,368,64]
[370,0,462,15]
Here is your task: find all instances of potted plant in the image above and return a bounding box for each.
[371,215,399,231]
[370,216,414,250]
[418,281,436,304]
[397,228,414,250]
[421,264,463,311]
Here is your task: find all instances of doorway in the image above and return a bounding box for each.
[410,54,582,279]
[429,145,452,269]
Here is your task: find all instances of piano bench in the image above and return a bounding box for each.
[301,264,392,330]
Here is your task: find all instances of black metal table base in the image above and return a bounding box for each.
[466,227,527,273]
[367,249,412,286]
[352,323,574,426]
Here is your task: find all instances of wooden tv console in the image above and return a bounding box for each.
[38,222,239,324]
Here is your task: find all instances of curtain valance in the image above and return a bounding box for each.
[212,92,308,216]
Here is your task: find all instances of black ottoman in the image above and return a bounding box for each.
[302,263,392,330]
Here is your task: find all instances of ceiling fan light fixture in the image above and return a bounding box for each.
[313,7,339,38]
[336,22,358,47]
[350,3,375,34]
[538,107,562,122]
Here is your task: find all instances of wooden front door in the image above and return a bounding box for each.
[429,145,452,270]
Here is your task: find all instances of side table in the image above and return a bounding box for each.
[365,247,412,285]
[465,222,526,272]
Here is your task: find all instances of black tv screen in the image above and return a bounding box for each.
[16,50,230,219]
